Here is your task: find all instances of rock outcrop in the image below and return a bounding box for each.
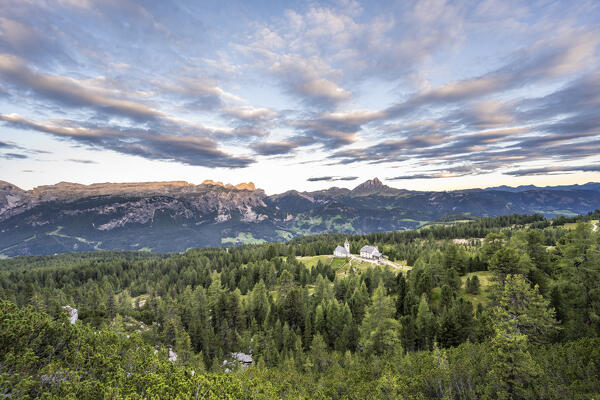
[62,305,78,324]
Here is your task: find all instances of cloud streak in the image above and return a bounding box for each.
[1,114,254,168]
[505,165,600,177]
[0,54,163,121]
[307,175,358,182]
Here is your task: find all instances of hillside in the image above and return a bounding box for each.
[1,214,599,398]
[1,178,600,256]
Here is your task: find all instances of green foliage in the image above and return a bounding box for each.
[466,275,481,294]
[493,274,558,344]
[1,213,600,398]
[359,283,400,355]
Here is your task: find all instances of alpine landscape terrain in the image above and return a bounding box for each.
[2,0,600,399]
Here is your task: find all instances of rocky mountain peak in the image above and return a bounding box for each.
[351,177,387,194]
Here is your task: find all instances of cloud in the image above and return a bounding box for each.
[291,109,384,147]
[328,43,600,172]
[269,54,351,108]
[274,28,600,154]
[0,54,163,120]
[0,152,28,159]
[385,29,600,119]
[0,114,254,168]
[242,0,466,87]
[388,165,480,180]
[505,165,600,176]
[0,16,71,66]
[252,141,298,156]
[67,158,97,164]
[251,136,315,156]
[222,106,277,122]
[159,77,245,111]
[307,176,359,182]
[0,140,16,149]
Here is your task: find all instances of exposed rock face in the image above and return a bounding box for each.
[0,181,30,219]
[0,180,263,223]
[62,305,78,324]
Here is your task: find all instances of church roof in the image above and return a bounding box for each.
[334,245,346,253]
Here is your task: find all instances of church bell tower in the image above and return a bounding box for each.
[344,238,350,255]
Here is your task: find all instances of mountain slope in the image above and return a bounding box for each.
[1,178,599,256]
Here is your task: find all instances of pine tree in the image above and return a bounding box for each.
[489,248,531,284]
[250,280,269,326]
[359,283,400,355]
[467,275,481,294]
[395,273,408,317]
[349,281,370,324]
[496,274,558,344]
[310,333,330,372]
[485,321,541,400]
[416,294,437,350]
[473,275,481,293]
[485,273,558,399]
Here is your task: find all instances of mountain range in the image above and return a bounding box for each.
[1,178,599,257]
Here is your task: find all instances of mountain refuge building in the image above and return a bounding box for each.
[333,238,350,257]
[360,245,382,259]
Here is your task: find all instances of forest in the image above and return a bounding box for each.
[1,211,600,399]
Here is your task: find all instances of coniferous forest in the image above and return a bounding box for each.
[2,212,600,399]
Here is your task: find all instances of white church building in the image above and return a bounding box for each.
[333,238,350,257]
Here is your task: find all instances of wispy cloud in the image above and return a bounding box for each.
[66,158,98,164]
[505,165,600,177]
[307,175,358,182]
[1,152,28,159]
[1,114,254,168]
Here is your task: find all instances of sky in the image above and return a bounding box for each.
[0,0,599,194]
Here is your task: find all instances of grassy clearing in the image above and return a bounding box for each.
[296,255,333,270]
[432,271,494,308]
[336,258,400,276]
[460,271,494,306]
[221,232,267,245]
[331,257,348,269]
[561,220,598,230]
